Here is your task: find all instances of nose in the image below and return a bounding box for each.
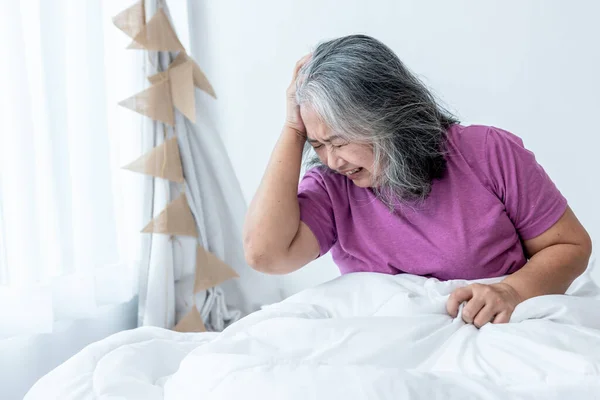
[325,147,345,171]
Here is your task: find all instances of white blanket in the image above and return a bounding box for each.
[26,270,600,400]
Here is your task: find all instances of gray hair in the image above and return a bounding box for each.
[296,34,458,208]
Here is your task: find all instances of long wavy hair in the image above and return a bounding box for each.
[296,34,458,208]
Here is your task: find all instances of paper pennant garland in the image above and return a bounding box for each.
[114,5,226,332]
[142,193,198,237]
[173,305,206,332]
[112,0,145,39]
[118,77,175,125]
[149,52,217,99]
[127,9,184,51]
[193,245,239,293]
[123,137,184,183]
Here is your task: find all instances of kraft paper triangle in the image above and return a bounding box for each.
[168,60,196,123]
[118,78,174,125]
[173,305,206,332]
[189,58,217,99]
[190,58,217,99]
[123,137,184,183]
[149,52,217,99]
[142,193,198,237]
[144,55,196,122]
[127,9,184,51]
[193,245,239,293]
[112,1,145,39]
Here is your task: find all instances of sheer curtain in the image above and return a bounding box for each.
[0,0,145,338]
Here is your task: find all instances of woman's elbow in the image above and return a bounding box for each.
[243,238,284,274]
[579,230,593,269]
[244,252,291,275]
[570,229,593,278]
[244,248,272,273]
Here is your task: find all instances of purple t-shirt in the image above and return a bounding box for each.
[298,124,568,280]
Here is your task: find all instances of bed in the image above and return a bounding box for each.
[26,263,600,399]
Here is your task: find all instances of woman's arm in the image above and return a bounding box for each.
[243,126,319,274]
[447,206,592,327]
[243,54,320,274]
[502,206,592,300]
[448,128,592,327]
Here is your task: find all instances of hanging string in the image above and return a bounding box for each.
[162,69,172,328]
[171,117,186,196]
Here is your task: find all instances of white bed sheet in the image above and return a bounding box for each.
[26,268,600,399]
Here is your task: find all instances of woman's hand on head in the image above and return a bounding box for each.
[446,282,523,328]
[285,53,312,136]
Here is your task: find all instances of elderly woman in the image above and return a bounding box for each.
[243,35,592,328]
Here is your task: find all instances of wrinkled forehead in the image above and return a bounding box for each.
[300,104,334,142]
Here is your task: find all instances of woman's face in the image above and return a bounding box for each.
[300,105,375,187]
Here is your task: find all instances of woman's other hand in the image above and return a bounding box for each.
[446,283,522,328]
[285,53,311,135]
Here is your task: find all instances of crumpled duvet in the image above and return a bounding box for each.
[26,270,600,400]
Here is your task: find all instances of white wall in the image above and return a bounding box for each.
[187,0,600,297]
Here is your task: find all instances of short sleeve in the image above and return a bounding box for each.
[484,127,568,240]
[298,169,337,256]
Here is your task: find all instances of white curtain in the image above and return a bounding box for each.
[0,0,145,339]
[137,1,283,331]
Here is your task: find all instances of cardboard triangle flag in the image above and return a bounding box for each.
[169,60,196,123]
[118,78,174,125]
[173,305,206,332]
[112,1,145,39]
[123,137,184,183]
[127,9,184,51]
[142,193,198,237]
[193,245,239,293]
[149,52,217,99]
[146,56,195,122]
[190,58,217,99]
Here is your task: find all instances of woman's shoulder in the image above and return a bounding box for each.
[447,123,524,149]
[446,123,527,164]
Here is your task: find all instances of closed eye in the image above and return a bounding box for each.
[312,143,346,150]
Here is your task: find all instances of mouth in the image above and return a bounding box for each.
[339,167,363,177]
